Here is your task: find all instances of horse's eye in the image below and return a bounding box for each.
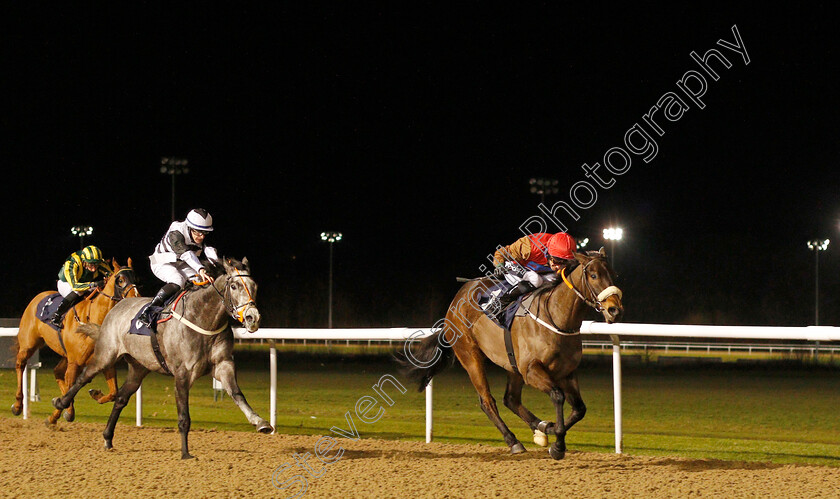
[590,273,597,279]
[231,284,238,290]
[118,277,125,285]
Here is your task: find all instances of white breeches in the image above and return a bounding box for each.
[150,261,197,287]
[56,280,76,298]
[503,268,557,288]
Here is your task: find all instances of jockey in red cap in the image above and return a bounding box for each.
[485,232,578,319]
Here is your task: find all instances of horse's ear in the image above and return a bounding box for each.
[599,246,607,257]
[242,257,249,270]
[573,252,589,264]
[127,257,133,267]
[112,258,120,271]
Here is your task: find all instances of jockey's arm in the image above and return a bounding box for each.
[97,260,114,277]
[167,230,213,274]
[62,259,95,293]
[492,236,533,268]
[203,246,220,263]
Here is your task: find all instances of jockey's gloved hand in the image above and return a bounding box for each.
[493,264,506,279]
[90,280,105,289]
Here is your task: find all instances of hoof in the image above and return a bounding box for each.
[104,440,113,450]
[182,453,195,460]
[533,430,549,447]
[11,404,21,416]
[88,389,102,401]
[510,442,527,454]
[52,397,65,411]
[256,421,273,434]
[63,411,75,423]
[549,445,566,460]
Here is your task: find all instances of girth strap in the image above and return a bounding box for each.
[504,327,519,373]
[149,330,172,375]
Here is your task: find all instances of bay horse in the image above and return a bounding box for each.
[12,258,140,424]
[399,249,623,459]
[53,257,271,459]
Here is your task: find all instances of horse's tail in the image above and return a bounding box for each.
[394,329,455,392]
[78,323,101,341]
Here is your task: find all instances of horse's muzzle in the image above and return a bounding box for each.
[243,306,261,333]
[601,296,624,324]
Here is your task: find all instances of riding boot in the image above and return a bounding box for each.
[50,292,82,329]
[138,283,181,327]
[492,281,536,320]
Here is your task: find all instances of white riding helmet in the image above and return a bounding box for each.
[185,208,214,232]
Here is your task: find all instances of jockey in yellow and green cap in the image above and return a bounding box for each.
[50,245,113,328]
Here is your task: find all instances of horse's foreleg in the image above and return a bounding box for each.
[174,374,194,459]
[61,362,80,422]
[557,371,586,431]
[103,361,148,452]
[89,365,118,404]
[457,349,525,454]
[213,359,272,433]
[12,346,39,416]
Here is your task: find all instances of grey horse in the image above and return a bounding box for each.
[53,257,272,459]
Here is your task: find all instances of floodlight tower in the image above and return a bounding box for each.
[806,239,829,326]
[70,225,93,249]
[603,227,623,270]
[160,157,190,221]
[529,177,559,204]
[320,231,343,329]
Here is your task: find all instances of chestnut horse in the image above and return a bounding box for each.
[399,249,623,459]
[12,258,140,423]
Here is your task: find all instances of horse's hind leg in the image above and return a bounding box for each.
[213,359,272,433]
[53,356,110,411]
[455,348,525,454]
[103,360,148,452]
[89,365,118,404]
[503,371,549,447]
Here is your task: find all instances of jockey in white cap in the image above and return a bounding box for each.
[138,208,220,327]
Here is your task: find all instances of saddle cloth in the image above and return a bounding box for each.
[129,305,164,336]
[36,293,65,331]
[477,281,523,331]
[129,292,181,336]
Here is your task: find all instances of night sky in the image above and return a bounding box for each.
[4,4,840,327]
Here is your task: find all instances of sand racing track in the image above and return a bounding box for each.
[1,417,838,498]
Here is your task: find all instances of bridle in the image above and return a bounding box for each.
[211,270,257,324]
[97,267,139,302]
[560,258,622,313]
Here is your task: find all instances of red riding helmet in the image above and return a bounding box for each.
[548,233,577,260]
